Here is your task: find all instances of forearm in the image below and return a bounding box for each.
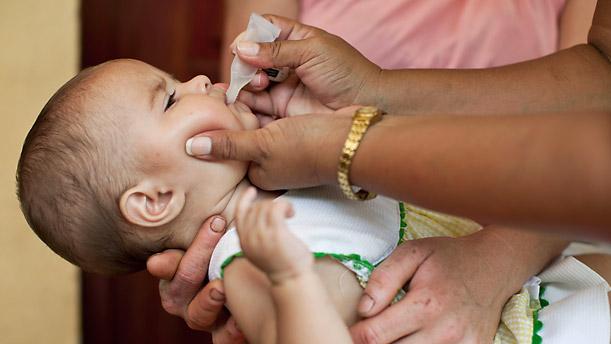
[369,45,611,115]
[474,227,569,296]
[317,112,611,238]
[221,0,298,82]
[271,271,352,344]
[367,0,611,116]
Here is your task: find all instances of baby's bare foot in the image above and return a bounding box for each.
[236,187,314,284]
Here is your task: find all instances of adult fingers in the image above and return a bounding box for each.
[244,71,271,92]
[236,38,318,70]
[237,89,275,117]
[350,294,427,344]
[394,327,467,344]
[212,317,245,344]
[147,249,185,280]
[159,216,226,316]
[175,216,226,287]
[359,243,433,317]
[263,14,320,41]
[184,279,227,331]
[255,114,275,127]
[186,129,267,162]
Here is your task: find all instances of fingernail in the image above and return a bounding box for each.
[185,137,211,156]
[252,73,263,87]
[210,288,225,302]
[358,294,375,314]
[211,217,226,233]
[237,41,259,56]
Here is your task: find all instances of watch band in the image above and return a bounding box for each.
[337,106,383,201]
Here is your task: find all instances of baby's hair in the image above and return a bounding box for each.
[16,65,163,274]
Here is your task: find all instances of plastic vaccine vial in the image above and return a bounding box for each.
[226,13,281,104]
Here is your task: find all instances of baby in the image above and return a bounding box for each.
[18,59,611,344]
[17,59,401,343]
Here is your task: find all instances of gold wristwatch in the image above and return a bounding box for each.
[337,106,384,201]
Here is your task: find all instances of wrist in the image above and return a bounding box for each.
[355,66,385,110]
[316,114,353,185]
[270,268,318,291]
[469,228,568,298]
[461,230,533,300]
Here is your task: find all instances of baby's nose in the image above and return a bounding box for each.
[180,75,211,95]
[194,75,212,93]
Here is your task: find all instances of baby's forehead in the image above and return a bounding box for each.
[95,59,165,89]
[82,59,170,113]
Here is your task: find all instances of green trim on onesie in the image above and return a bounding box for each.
[219,250,406,303]
[398,202,407,244]
[531,285,549,344]
[219,251,374,283]
[220,252,245,278]
[218,202,407,300]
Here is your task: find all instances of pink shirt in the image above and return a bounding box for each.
[299,0,566,69]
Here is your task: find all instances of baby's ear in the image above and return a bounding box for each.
[119,182,185,228]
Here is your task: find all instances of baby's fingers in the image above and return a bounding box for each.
[273,200,294,220]
[265,200,293,229]
[236,187,257,232]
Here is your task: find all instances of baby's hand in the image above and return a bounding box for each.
[235,187,314,284]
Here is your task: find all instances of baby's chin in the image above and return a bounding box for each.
[229,101,260,130]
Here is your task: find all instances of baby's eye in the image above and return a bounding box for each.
[165,90,176,111]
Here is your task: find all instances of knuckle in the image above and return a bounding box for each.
[185,315,210,332]
[211,134,237,160]
[370,264,395,287]
[270,41,283,64]
[256,126,275,161]
[174,264,205,288]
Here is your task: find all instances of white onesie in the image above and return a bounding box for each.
[208,185,402,280]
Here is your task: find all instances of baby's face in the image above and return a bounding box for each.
[95,59,258,247]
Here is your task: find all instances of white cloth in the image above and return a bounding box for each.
[208,185,400,280]
[537,256,610,344]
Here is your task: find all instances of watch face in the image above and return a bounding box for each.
[355,106,382,120]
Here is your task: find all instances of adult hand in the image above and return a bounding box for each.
[350,230,529,344]
[186,107,357,190]
[146,215,244,343]
[232,14,381,113]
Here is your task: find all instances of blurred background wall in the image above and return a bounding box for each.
[0,1,80,343]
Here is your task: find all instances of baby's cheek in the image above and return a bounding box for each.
[137,137,177,172]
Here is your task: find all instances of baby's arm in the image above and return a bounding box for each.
[225,258,357,344]
[227,188,352,344]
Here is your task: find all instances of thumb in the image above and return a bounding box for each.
[359,243,431,317]
[185,129,265,163]
[234,14,321,69]
[236,38,317,70]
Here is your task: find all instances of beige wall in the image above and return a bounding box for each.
[0,1,79,343]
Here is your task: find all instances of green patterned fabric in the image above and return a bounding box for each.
[220,202,543,344]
